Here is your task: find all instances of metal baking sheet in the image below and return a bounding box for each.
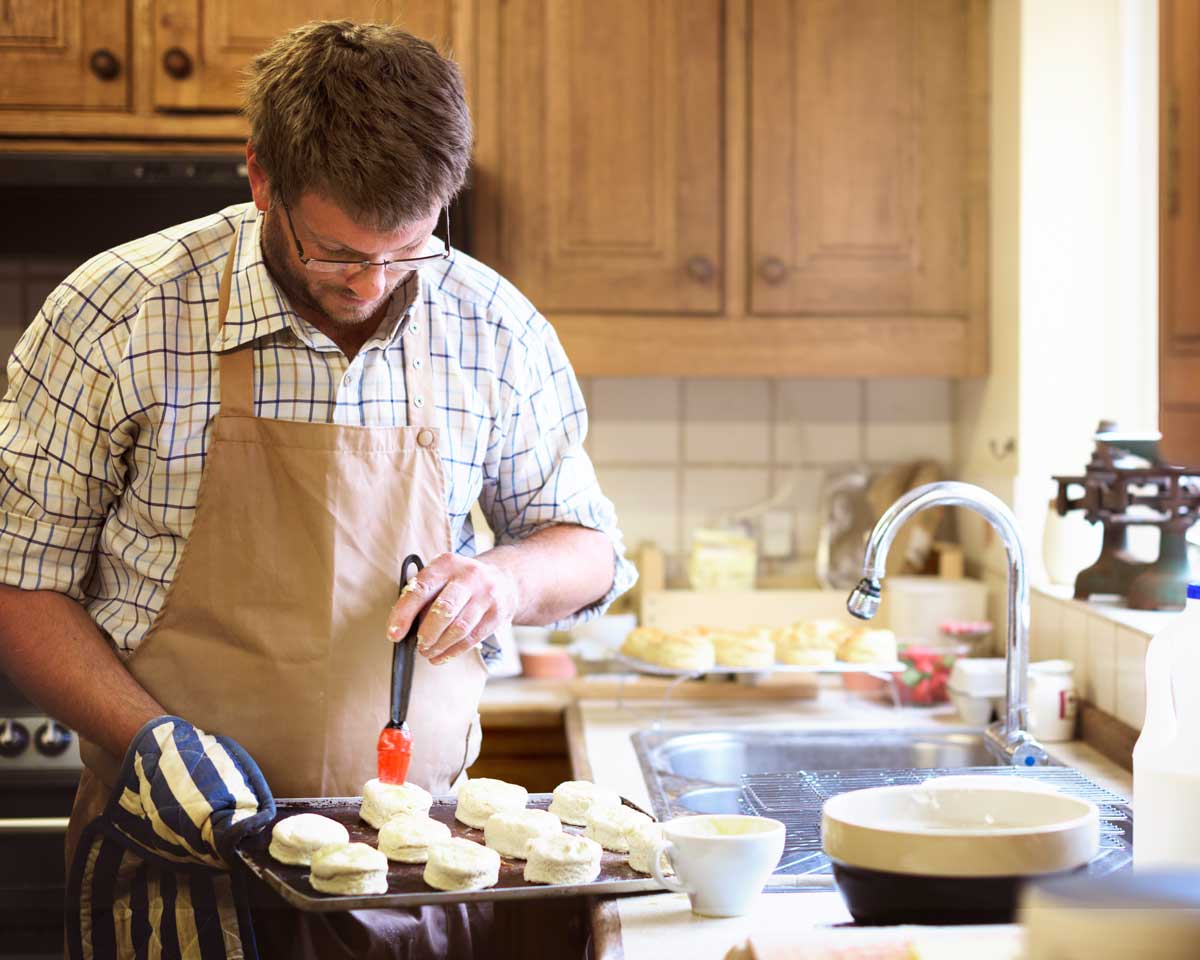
[236,794,664,911]
[614,652,903,677]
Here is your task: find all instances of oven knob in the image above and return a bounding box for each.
[0,720,30,758]
[35,722,72,757]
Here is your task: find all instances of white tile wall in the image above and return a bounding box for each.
[864,379,955,463]
[683,379,771,463]
[774,379,862,464]
[681,467,771,540]
[588,378,679,464]
[594,466,679,556]
[1085,617,1118,714]
[1115,626,1148,730]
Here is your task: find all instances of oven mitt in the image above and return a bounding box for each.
[67,715,276,960]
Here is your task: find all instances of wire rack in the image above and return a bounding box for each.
[740,766,1133,878]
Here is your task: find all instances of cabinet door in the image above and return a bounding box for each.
[478,0,723,315]
[152,1,456,111]
[0,0,130,109]
[750,0,970,316]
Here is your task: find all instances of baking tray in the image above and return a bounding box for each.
[236,794,664,911]
[615,652,903,677]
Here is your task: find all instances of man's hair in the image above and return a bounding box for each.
[243,20,471,230]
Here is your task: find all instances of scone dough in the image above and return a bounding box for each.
[548,780,623,827]
[268,813,350,866]
[360,778,433,829]
[483,808,561,859]
[585,805,652,853]
[423,837,502,891]
[454,777,529,828]
[309,842,388,896]
[377,813,452,863]
[626,821,671,875]
[524,833,603,885]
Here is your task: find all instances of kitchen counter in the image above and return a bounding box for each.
[487,675,1132,959]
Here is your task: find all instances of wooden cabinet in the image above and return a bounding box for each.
[152,1,457,111]
[474,0,989,378]
[0,0,131,110]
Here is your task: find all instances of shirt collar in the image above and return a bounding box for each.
[215,203,426,353]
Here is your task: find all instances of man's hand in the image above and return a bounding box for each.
[386,553,520,665]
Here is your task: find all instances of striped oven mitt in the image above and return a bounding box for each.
[66,715,276,960]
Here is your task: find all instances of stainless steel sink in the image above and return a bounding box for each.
[633,726,1015,821]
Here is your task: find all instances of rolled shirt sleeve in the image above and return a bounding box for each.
[0,289,123,598]
[478,313,637,628]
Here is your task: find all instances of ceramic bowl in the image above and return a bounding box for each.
[822,784,1099,924]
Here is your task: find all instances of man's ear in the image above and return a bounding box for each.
[244,141,271,213]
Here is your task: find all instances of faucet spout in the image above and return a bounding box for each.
[846,481,1048,767]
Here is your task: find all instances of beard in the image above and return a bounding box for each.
[260,207,407,329]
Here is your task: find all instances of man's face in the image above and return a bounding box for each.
[261,191,440,328]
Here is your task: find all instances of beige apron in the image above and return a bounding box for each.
[66,224,488,903]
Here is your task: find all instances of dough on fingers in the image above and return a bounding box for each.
[268,814,350,866]
[309,842,388,896]
[523,833,603,885]
[483,808,561,859]
[423,837,502,891]
[454,778,529,828]
[376,813,452,864]
[585,805,652,853]
[360,778,433,829]
[548,780,622,827]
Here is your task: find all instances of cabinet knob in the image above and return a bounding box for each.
[162,47,195,80]
[685,256,716,284]
[88,49,121,82]
[758,257,789,286]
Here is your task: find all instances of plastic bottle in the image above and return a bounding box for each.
[1133,584,1200,868]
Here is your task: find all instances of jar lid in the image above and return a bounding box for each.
[1189,584,1200,600]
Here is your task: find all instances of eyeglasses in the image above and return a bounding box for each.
[281,202,452,275]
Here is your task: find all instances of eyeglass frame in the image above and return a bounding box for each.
[281,201,452,275]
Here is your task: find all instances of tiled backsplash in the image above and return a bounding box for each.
[1030,585,1167,732]
[580,377,956,585]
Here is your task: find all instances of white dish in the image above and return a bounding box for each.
[822,785,1099,878]
[614,652,903,678]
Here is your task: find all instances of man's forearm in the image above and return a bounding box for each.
[477,524,614,626]
[0,586,163,759]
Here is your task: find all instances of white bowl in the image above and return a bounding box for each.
[949,687,993,725]
[822,784,1099,878]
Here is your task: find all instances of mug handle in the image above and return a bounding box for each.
[649,840,686,893]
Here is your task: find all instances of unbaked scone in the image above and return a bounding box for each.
[376,813,452,863]
[423,837,502,891]
[309,842,388,895]
[837,627,898,665]
[454,777,529,828]
[626,821,671,875]
[712,628,775,669]
[360,778,433,829]
[483,808,561,859]
[269,813,351,866]
[524,833,603,885]
[548,780,623,826]
[584,805,652,853]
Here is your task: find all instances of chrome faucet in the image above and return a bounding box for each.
[847,481,1049,767]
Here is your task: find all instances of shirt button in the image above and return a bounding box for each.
[413,358,424,369]
[408,321,420,335]
[413,395,425,409]
[342,372,354,386]
[417,428,436,448]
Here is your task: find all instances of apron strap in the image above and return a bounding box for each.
[217,225,255,419]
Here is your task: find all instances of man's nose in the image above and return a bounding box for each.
[345,263,388,299]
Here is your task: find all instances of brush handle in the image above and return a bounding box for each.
[391,554,424,726]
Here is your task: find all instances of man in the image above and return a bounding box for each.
[0,20,634,958]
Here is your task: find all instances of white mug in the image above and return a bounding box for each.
[650,814,785,917]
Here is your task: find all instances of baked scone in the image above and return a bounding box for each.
[423,837,502,891]
[454,777,529,829]
[712,628,775,669]
[268,814,350,866]
[837,627,899,665]
[640,631,716,672]
[548,780,623,826]
[774,619,850,665]
[483,808,561,859]
[626,820,671,875]
[360,778,434,829]
[620,626,665,661]
[584,805,652,853]
[309,842,388,896]
[523,833,603,885]
[376,813,452,864]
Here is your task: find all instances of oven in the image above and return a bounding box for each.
[0,671,81,958]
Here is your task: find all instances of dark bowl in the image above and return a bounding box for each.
[831,860,1085,926]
